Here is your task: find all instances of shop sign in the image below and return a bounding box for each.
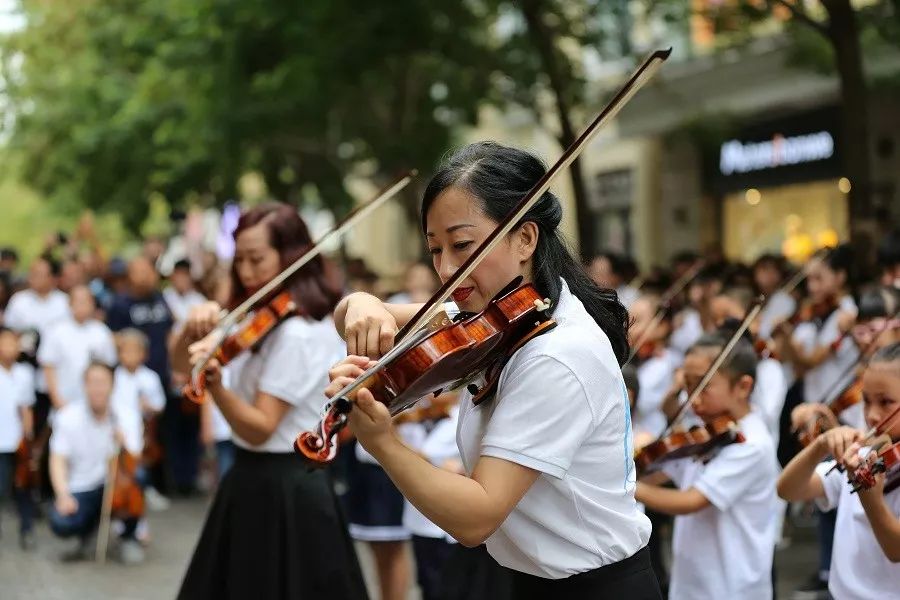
[719,131,834,175]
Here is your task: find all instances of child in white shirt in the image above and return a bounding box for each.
[636,333,780,600]
[778,342,900,600]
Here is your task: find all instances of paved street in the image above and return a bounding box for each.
[1,497,819,599]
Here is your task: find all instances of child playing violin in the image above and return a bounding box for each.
[629,294,681,438]
[778,342,900,600]
[329,142,660,598]
[635,333,781,600]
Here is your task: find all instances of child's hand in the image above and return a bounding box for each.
[817,426,864,466]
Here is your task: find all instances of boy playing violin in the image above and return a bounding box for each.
[635,333,781,600]
[778,342,900,600]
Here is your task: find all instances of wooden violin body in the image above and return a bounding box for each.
[295,281,556,465]
[111,450,144,520]
[183,291,296,403]
[635,416,745,475]
[850,441,900,493]
[13,438,39,492]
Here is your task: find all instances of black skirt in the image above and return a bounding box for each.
[508,546,662,600]
[178,448,368,600]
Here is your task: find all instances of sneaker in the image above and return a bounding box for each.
[144,486,171,512]
[19,530,36,551]
[116,538,145,565]
[792,573,829,599]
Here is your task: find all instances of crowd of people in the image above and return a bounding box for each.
[0,144,899,599]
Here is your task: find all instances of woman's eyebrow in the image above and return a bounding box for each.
[426,223,475,237]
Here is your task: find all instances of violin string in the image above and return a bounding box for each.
[662,298,765,438]
[190,172,415,382]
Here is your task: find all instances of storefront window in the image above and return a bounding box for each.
[722,179,848,264]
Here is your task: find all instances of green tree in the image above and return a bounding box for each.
[0,1,496,230]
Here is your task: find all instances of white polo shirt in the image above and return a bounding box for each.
[49,403,116,493]
[662,411,779,600]
[456,280,651,579]
[229,315,345,453]
[38,318,117,406]
[0,362,36,452]
[634,348,681,437]
[3,289,71,337]
[815,459,900,600]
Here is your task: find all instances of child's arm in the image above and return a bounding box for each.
[857,477,900,562]
[778,426,862,501]
[635,482,710,515]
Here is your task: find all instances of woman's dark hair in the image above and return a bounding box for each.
[420,142,630,364]
[857,285,900,322]
[752,253,788,278]
[229,203,341,320]
[877,230,900,269]
[815,243,854,284]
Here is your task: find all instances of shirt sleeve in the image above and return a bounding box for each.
[50,414,73,457]
[256,323,321,407]
[2,295,24,330]
[140,369,167,412]
[814,460,845,512]
[478,353,601,479]
[16,368,36,407]
[37,325,63,366]
[692,442,770,511]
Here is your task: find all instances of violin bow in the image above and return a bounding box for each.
[188,171,416,387]
[305,49,673,453]
[625,259,706,364]
[660,297,765,437]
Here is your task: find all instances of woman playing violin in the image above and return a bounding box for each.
[778,342,900,600]
[329,143,660,598]
[173,203,366,600]
[635,333,781,600]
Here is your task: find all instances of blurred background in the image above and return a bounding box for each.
[0,0,897,286]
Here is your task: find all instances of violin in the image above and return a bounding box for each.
[634,340,664,363]
[183,290,297,403]
[142,414,164,467]
[111,450,144,520]
[849,440,900,494]
[183,173,416,404]
[296,280,557,463]
[798,378,863,447]
[295,49,672,466]
[635,416,744,474]
[13,438,39,492]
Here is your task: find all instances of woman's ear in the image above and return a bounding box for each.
[515,222,539,263]
[737,374,755,400]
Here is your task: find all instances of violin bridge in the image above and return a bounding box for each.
[427,310,452,331]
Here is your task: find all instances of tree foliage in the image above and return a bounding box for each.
[0,0,498,230]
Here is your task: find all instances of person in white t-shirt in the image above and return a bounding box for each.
[0,327,37,549]
[48,361,141,563]
[3,255,71,339]
[778,342,900,600]
[636,333,780,600]
[328,143,659,598]
[163,259,207,329]
[752,253,797,341]
[172,202,367,600]
[39,285,117,410]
